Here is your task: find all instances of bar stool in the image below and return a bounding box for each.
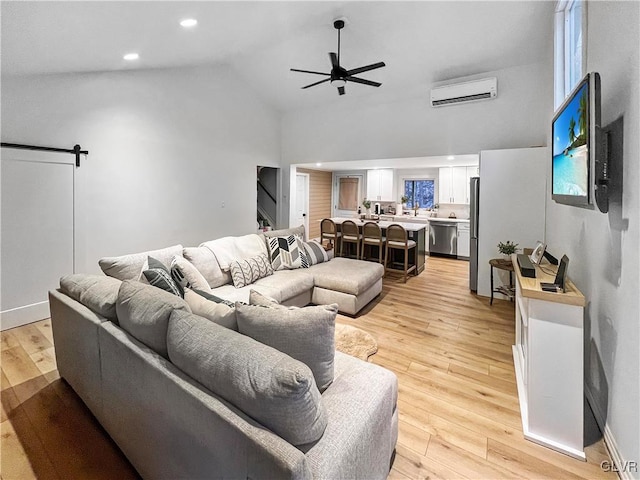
[320,218,341,251]
[361,221,386,266]
[384,224,417,283]
[340,220,362,259]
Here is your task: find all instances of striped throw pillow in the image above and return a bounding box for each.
[302,240,329,265]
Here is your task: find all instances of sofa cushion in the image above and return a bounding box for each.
[167,310,328,446]
[170,255,211,292]
[301,240,329,265]
[99,244,183,281]
[309,258,384,296]
[266,236,309,271]
[183,289,237,331]
[254,270,314,302]
[236,302,337,392]
[183,246,231,288]
[143,256,184,297]
[116,280,190,358]
[59,274,121,321]
[229,253,273,288]
[209,283,282,304]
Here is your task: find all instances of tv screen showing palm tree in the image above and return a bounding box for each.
[552,81,589,198]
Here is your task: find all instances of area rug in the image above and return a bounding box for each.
[335,324,378,362]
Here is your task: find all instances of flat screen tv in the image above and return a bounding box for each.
[551,72,602,207]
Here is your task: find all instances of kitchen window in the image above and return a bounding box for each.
[554,0,585,108]
[404,179,434,209]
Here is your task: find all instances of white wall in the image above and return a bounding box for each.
[282,62,553,164]
[545,2,639,474]
[1,66,281,273]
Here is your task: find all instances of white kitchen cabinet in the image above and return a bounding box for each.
[457,223,470,258]
[366,169,394,201]
[439,166,474,204]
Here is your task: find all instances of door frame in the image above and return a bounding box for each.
[333,173,364,217]
[295,172,310,239]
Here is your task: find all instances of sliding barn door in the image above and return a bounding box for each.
[1,148,75,330]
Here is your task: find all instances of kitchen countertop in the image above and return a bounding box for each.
[381,215,470,224]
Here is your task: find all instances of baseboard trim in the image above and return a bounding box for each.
[585,383,634,480]
[0,301,49,331]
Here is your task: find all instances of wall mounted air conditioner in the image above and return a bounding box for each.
[430,77,497,107]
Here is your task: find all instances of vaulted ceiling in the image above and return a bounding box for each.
[1,1,554,112]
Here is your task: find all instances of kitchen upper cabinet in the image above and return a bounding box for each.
[366,169,394,201]
[439,166,478,204]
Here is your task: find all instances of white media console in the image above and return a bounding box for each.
[511,254,586,460]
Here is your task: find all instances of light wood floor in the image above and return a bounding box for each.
[1,256,613,479]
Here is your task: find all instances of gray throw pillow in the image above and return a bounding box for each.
[116,280,190,358]
[143,256,183,297]
[167,310,328,446]
[59,274,122,321]
[236,302,338,392]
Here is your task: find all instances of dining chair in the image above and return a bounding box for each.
[340,220,362,259]
[320,218,341,252]
[384,224,417,283]
[361,221,386,266]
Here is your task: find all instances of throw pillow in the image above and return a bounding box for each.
[248,289,281,308]
[170,256,211,293]
[183,288,237,331]
[301,239,329,265]
[183,246,231,288]
[167,310,328,446]
[267,235,309,271]
[229,253,273,288]
[143,256,183,297]
[116,280,191,358]
[236,302,338,392]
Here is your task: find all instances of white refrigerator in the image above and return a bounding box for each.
[470,147,547,298]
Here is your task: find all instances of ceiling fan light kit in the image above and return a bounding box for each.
[291,19,385,96]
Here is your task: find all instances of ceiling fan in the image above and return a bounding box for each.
[291,19,386,96]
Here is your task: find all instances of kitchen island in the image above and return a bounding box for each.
[330,217,427,274]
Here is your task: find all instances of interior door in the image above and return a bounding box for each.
[334,174,362,217]
[294,173,309,239]
[1,148,75,330]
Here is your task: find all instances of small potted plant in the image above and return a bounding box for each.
[399,195,409,215]
[362,198,372,215]
[497,240,519,260]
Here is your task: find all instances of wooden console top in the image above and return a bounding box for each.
[511,254,586,307]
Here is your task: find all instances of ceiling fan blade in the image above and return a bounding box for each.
[302,77,331,89]
[346,76,382,87]
[345,61,386,77]
[329,52,339,69]
[290,68,331,76]
[338,86,345,96]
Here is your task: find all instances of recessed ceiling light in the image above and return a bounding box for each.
[316,162,322,167]
[123,53,139,61]
[447,155,455,160]
[180,18,198,28]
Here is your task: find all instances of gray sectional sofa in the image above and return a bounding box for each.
[49,227,397,479]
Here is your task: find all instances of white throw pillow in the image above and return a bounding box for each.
[229,253,273,288]
[183,289,237,330]
[170,256,211,293]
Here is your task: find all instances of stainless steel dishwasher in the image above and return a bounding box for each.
[429,222,458,256]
